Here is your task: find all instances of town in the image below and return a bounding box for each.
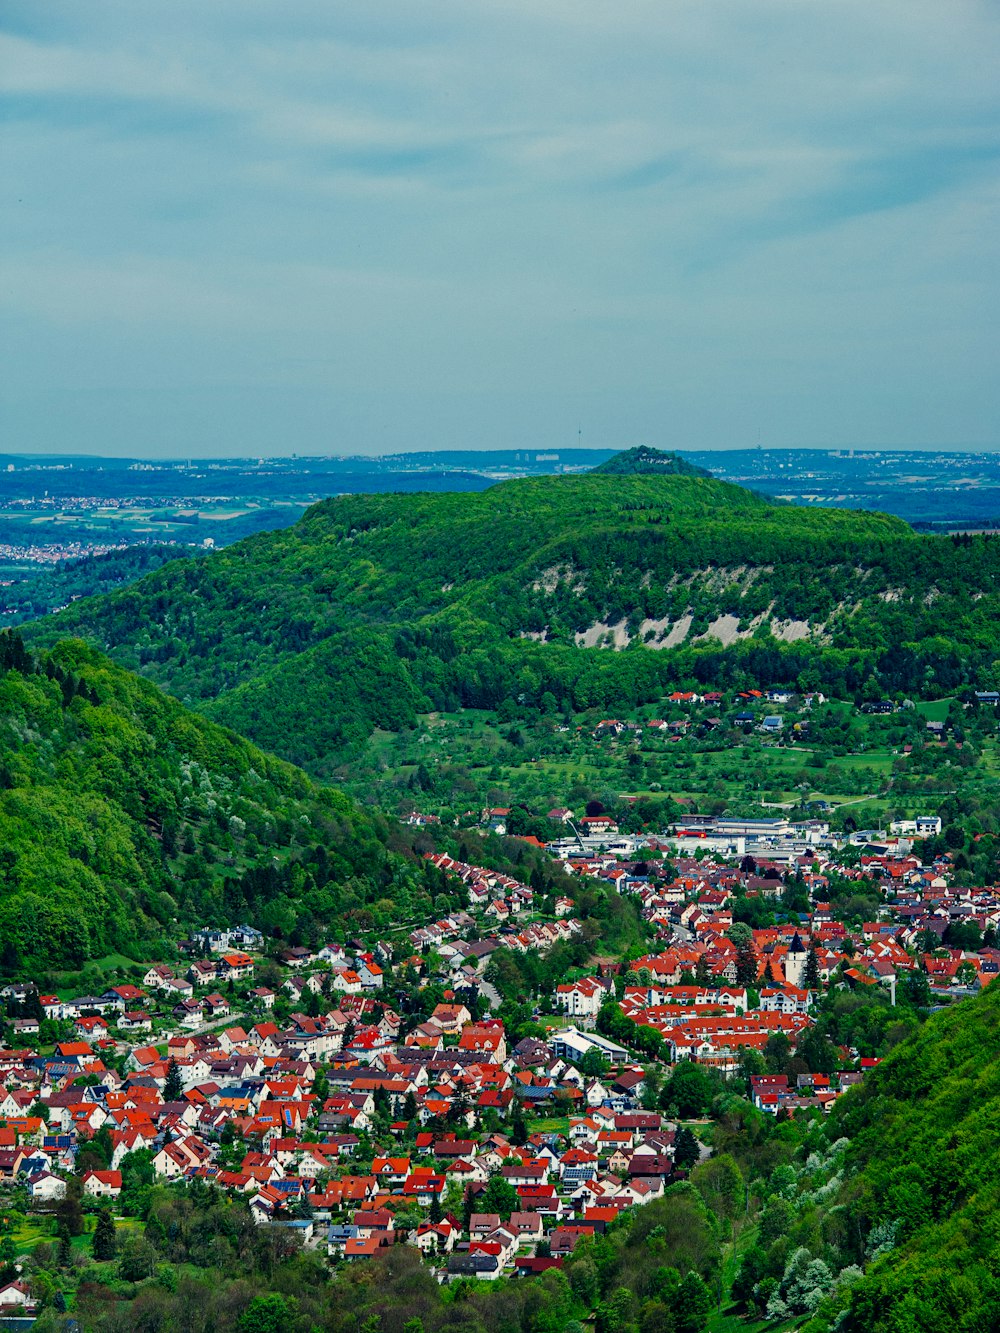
[0,814,989,1320]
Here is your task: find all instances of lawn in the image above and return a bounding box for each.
[833,751,895,771]
[709,1312,796,1333]
[9,1209,142,1260]
[48,953,142,995]
[979,739,1000,775]
[913,698,955,722]
[531,1116,570,1135]
[9,1213,53,1256]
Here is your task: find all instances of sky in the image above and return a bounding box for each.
[1,1,998,458]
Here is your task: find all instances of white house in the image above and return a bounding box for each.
[411,1219,457,1254]
[554,977,606,1019]
[759,987,812,1015]
[83,1169,123,1199]
[27,1171,66,1202]
[0,1280,33,1310]
[331,969,363,995]
[357,962,384,990]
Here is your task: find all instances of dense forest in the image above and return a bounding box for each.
[0,631,410,974]
[591,446,711,478]
[25,468,1000,776]
[831,976,1000,1331]
[0,629,636,978]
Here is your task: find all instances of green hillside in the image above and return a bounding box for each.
[25,465,1000,773]
[0,631,409,975]
[0,542,196,629]
[590,444,711,477]
[829,980,1000,1331]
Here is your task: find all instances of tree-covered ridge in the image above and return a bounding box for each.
[828,979,1000,1331]
[0,543,199,629]
[25,469,1000,772]
[591,444,711,477]
[0,632,400,973]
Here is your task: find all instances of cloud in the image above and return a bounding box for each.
[0,0,998,454]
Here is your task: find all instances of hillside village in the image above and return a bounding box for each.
[0,825,992,1318]
[386,677,999,878]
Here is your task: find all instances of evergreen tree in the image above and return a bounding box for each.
[0,1235,16,1283]
[312,1068,329,1105]
[804,946,821,990]
[92,1209,118,1261]
[56,1225,72,1269]
[511,1103,529,1146]
[673,1126,700,1171]
[163,1057,183,1103]
[734,940,758,987]
[60,671,79,706]
[904,968,932,1008]
[56,1185,85,1237]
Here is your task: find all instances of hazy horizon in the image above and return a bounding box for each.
[4,443,1000,465]
[3,2,998,459]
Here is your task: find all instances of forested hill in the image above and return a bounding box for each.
[0,632,411,975]
[0,542,197,629]
[590,444,711,477]
[829,978,1000,1331]
[24,466,1000,774]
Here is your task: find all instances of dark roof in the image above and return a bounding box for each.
[448,1254,499,1274]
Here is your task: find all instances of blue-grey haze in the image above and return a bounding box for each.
[1,1,998,457]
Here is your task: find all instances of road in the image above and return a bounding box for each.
[179,1010,253,1039]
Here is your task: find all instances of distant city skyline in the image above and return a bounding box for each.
[2,2,998,458]
[6,444,1000,465]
